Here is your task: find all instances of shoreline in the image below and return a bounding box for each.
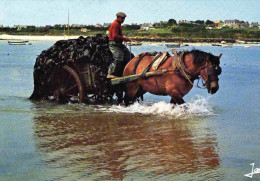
[0,34,80,41]
[1,34,260,47]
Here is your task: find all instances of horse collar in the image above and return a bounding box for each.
[177,52,199,81]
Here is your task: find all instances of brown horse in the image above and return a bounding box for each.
[123,49,222,105]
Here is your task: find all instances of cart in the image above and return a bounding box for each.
[30,35,134,104]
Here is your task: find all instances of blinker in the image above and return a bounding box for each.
[207,65,222,76]
[215,66,222,75]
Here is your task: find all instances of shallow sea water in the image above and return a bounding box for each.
[0,41,259,180]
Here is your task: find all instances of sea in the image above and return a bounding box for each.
[0,41,259,181]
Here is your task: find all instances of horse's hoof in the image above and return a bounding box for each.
[182,105,188,110]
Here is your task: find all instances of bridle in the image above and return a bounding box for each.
[177,54,221,89]
[197,56,222,89]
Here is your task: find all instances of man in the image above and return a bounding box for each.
[107,12,131,79]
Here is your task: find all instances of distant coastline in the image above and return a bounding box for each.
[2,18,260,44]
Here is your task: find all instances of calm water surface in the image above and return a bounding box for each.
[0,41,259,180]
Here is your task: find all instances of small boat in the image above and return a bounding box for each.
[244,45,251,48]
[126,41,142,46]
[222,43,233,48]
[165,43,180,48]
[149,43,163,46]
[8,40,29,45]
[211,43,222,46]
[237,40,246,44]
[180,44,189,47]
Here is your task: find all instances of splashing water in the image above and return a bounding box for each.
[100,95,216,119]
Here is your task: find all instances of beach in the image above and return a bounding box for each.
[0,34,80,41]
[1,34,260,47]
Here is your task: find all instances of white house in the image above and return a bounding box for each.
[140,23,153,30]
[103,23,111,28]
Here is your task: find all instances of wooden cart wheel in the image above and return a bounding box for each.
[48,65,84,103]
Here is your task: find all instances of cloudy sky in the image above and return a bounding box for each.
[0,0,259,26]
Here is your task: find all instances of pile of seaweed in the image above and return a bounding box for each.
[30,34,114,100]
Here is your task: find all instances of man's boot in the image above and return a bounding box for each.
[107,74,118,79]
[107,62,123,79]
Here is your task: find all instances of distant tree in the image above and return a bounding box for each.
[153,22,159,27]
[27,26,36,32]
[205,20,214,25]
[195,20,205,24]
[168,19,177,26]
[123,24,141,30]
[171,27,181,33]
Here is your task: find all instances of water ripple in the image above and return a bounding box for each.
[100,95,215,119]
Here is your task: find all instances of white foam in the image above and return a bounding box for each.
[99,95,215,119]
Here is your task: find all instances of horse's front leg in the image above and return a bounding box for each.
[168,89,185,105]
[124,81,140,106]
[170,97,185,104]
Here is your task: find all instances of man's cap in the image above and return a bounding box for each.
[116,12,127,18]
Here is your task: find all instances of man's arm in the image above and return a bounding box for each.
[110,23,130,42]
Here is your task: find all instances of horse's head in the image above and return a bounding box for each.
[200,53,222,94]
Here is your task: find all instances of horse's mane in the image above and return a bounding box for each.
[185,49,219,66]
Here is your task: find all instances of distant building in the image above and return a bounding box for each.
[103,23,111,28]
[81,28,88,32]
[217,19,250,29]
[0,25,3,28]
[71,24,85,28]
[95,24,102,28]
[250,22,259,28]
[214,20,222,26]
[14,25,27,31]
[213,21,222,29]
[223,20,240,28]
[239,21,249,29]
[140,23,153,30]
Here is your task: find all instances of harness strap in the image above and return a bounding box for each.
[180,52,198,79]
[133,52,149,74]
[140,52,163,78]
[174,52,197,86]
[133,52,157,74]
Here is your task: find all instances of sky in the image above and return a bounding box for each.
[0,0,260,27]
